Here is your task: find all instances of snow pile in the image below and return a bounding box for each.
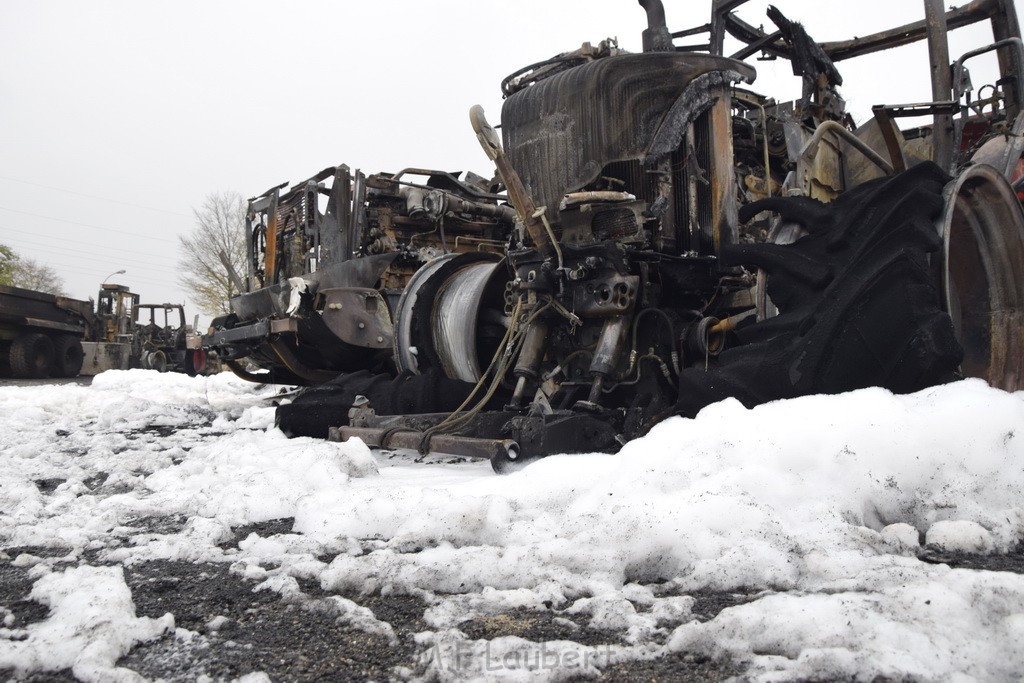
[302,379,1024,679]
[305,381,1024,594]
[142,429,377,525]
[1,371,1023,680]
[669,569,1024,680]
[0,370,376,551]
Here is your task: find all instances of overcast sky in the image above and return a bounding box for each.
[0,0,1014,321]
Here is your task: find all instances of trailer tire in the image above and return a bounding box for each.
[10,333,55,379]
[52,335,84,378]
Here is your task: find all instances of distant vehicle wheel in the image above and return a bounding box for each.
[10,333,55,379]
[52,335,85,378]
[146,349,168,373]
[185,348,207,376]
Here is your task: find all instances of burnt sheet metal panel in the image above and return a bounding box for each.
[500,53,755,219]
[80,342,130,375]
[0,285,91,337]
[320,288,394,350]
[227,253,398,323]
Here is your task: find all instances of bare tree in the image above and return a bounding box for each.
[0,244,16,286]
[0,244,67,295]
[13,258,68,295]
[178,191,248,316]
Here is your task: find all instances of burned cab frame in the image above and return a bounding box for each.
[274,0,1024,472]
[133,303,197,374]
[202,165,515,384]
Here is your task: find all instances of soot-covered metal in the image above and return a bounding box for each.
[204,0,1024,472]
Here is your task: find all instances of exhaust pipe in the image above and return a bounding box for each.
[639,0,673,52]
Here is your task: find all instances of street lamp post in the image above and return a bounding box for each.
[103,269,126,284]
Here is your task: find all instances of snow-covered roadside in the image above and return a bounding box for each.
[1,370,1023,681]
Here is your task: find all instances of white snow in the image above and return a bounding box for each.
[0,564,172,682]
[1,370,1023,681]
[926,520,997,553]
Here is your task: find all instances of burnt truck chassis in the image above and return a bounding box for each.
[209,0,1024,472]
[0,285,92,378]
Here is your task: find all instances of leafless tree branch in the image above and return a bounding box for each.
[177,191,247,315]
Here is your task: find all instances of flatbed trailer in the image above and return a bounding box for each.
[0,285,91,378]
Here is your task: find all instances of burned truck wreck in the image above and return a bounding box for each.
[205,0,1024,472]
[204,166,513,384]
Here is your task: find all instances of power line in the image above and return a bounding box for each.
[0,205,179,243]
[39,259,176,284]
[1,222,185,261]
[1,246,181,278]
[0,240,180,288]
[2,242,181,275]
[42,272,183,300]
[0,174,192,218]
[2,233,182,275]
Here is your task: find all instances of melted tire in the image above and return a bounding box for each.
[676,162,963,417]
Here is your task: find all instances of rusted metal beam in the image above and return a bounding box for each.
[469,105,556,262]
[219,250,246,295]
[721,1,998,64]
[821,0,998,62]
[730,29,783,61]
[333,425,520,461]
[264,191,279,285]
[243,212,255,291]
[989,0,1023,115]
[870,106,909,173]
[925,0,955,171]
[710,0,754,55]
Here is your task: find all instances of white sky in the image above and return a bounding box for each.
[0,0,1016,318]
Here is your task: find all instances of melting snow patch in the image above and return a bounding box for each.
[881,522,920,548]
[1,372,1024,680]
[0,565,172,682]
[926,520,996,553]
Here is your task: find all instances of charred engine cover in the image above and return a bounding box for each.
[500,52,755,254]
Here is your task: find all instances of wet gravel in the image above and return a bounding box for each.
[121,560,415,681]
[0,533,747,682]
[457,607,615,647]
[0,559,51,630]
[5,526,1024,682]
[594,651,743,682]
[918,544,1024,572]
[0,377,93,388]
